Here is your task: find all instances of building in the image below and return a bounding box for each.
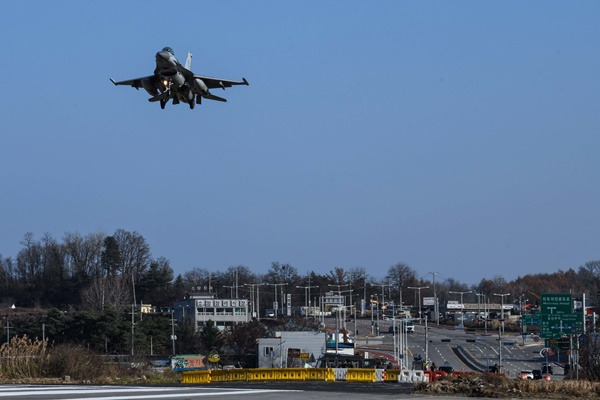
[174,293,249,331]
[257,331,326,368]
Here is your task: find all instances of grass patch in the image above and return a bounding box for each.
[415,373,600,399]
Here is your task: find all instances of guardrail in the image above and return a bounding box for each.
[182,368,336,384]
[182,367,431,384]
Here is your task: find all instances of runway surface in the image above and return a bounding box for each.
[0,382,558,400]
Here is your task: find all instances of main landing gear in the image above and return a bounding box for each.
[160,99,166,109]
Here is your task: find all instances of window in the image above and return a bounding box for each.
[264,346,274,357]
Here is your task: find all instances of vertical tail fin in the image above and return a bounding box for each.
[185,52,193,70]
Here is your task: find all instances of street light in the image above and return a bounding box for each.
[408,286,429,320]
[296,284,318,320]
[244,283,265,320]
[494,292,510,334]
[370,294,378,334]
[267,283,286,317]
[475,292,486,332]
[449,290,472,327]
[428,272,439,325]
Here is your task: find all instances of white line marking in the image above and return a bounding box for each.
[67,389,296,400]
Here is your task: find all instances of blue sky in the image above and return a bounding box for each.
[1,2,599,285]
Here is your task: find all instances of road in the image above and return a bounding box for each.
[333,316,563,379]
[0,383,558,400]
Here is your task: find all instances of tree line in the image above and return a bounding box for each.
[1,230,599,312]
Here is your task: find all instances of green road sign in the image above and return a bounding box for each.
[541,293,572,315]
[540,313,583,338]
[522,313,541,326]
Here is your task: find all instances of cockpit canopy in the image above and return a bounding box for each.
[161,47,174,56]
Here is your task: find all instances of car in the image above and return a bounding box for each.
[388,322,415,334]
[520,370,534,380]
[532,369,543,380]
[439,362,454,374]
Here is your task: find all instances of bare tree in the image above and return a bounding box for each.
[80,275,131,312]
[16,232,42,283]
[183,267,212,292]
[327,267,348,287]
[63,232,105,279]
[579,332,600,381]
[113,229,150,281]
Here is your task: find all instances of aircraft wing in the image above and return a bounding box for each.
[109,75,155,89]
[194,75,249,90]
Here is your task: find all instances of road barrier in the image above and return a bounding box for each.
[346,368,375,382]
[306,368,335,381]
[182,367,487,385]
[384,369,400,382]
[181,370,211,384]
[333,368,347,381]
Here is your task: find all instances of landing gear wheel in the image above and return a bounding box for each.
[160,99,166,109]
[189,100,195,109]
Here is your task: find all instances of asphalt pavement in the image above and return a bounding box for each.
[331,316,563,379]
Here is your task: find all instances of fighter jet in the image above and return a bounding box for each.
[110,47,248,109]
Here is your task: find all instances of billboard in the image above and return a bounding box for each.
[423,297,435,306]
[171,354,206,371]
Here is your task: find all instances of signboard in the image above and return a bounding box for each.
[208,351,221,363]
[522,313,541,326]
[300,353,310,361]
[171,354,206,371]
[446,301,463,310]
[324,293,344,305]
[423,297,435,306]
[541,293,572,315]
[287,293,292,317]
[540,313,583,338]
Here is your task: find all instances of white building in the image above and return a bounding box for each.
[174,294,249,331]
[257,331,326,368]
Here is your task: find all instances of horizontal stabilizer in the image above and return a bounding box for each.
[204,93,227,102]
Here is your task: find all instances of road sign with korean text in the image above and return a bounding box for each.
[541,293,572,315]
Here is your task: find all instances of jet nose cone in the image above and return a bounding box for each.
[156,51,177,68]
[156,51,170,62]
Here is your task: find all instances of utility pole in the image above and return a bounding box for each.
[296,284,318,320]
[244,283,265,320]
[494,292,510,334]
[268,283,286,317]
[373,282,393,314]
[170,309,176,355]
[408,286,429,320]
[429,272,439,325]
[498,323,502,373]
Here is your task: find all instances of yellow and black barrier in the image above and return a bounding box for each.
[384,369,400,382]
[181,369,211,384]
[183,368,381,384]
